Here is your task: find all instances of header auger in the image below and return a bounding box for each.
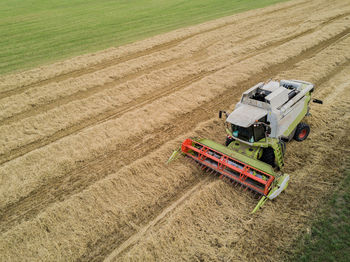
[168,80,322,213]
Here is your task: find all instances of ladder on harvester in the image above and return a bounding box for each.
[273,141,285,170]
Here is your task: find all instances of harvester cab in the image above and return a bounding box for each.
[168,79,322,213]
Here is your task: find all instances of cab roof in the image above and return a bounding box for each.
[226,104,267,128]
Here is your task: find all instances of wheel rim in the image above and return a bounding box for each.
[299,129,307,139]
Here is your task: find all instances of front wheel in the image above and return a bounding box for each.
[294,122,310,142]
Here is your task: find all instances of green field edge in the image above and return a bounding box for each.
[284,164,350,262]
[0,0,290,76]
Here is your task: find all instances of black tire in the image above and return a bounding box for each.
[260,147,275,167]
[293,122,310,142]
[225,136,234,146]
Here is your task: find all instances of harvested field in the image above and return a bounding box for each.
[0,0,349,261]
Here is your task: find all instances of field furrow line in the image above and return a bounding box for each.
[1,17,348,166]
[103,177,213,262]
[0,70,214,165]
[1,18,348,192]
[0,71,221,233]
[1,6,350,262]
[1,28,349,235]
[0,1,310,96]
[0,3,326,120]
[1,1,350,261]
[0,40,214,126]
[0,29,253,120]
[0,56,185,126]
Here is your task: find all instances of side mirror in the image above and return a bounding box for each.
[312,99,323,104]
[219,111,227,119]
[266,126,271,134]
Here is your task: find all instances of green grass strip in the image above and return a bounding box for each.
[0,0,289,75]
[289,169,350,262]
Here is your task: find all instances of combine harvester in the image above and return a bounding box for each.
[168,80,322,213]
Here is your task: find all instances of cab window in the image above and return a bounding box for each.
[231,115,267,142]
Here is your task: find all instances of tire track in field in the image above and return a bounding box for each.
[0,70,215,165]
[0,1,309,99]
[0,41,211,126]
[1,30,347,234]
[103,177,212,262]
[314,60,350,88]
[1,18,348,166]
